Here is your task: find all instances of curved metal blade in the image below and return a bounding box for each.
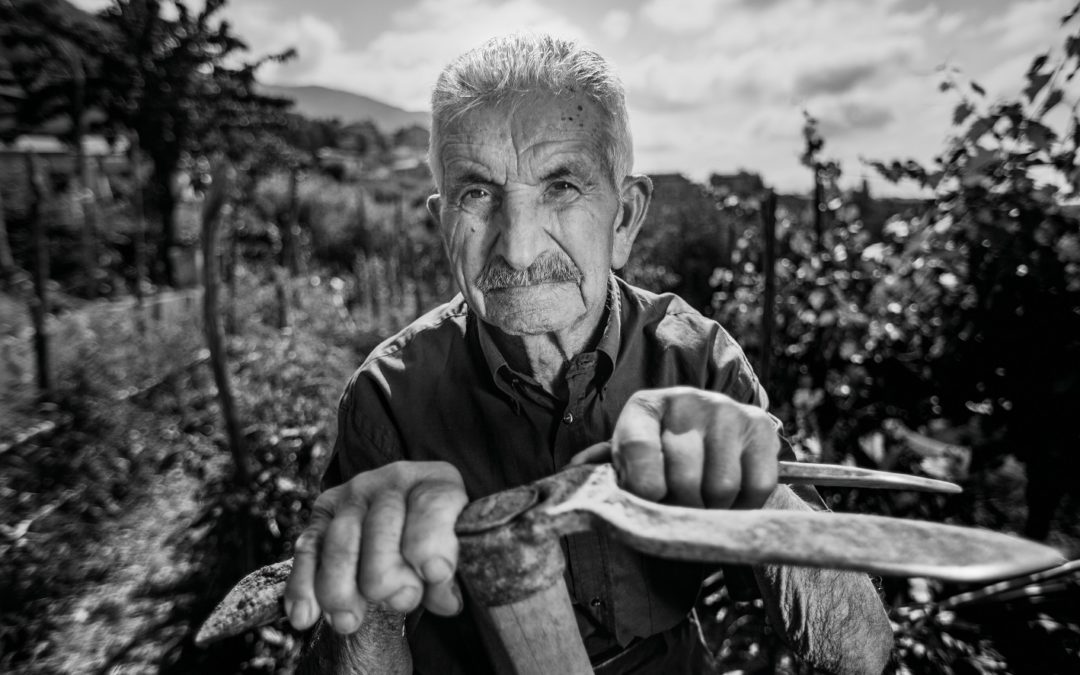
[547,465,1062,583]
[779,461,961,493]
[195,559,291,646]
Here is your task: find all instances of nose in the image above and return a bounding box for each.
[494,193,548,270]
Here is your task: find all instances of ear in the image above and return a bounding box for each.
[426,193,442,225]
[611,174,652,270]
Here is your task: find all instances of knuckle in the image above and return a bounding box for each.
[626,389,664,415]
[357,571,393,601]
[293,529,322,556]
[408,483,450,511]
[702,476,740,506]
[402,531,457,571]
[744,470,777,494]
[429,460,461,480]
[625,471,666,502]
[359,565,415,602]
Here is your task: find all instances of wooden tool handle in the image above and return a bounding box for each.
[456,482,593,674]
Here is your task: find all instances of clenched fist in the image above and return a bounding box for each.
[283,461,468,634]
[572,387,780,509]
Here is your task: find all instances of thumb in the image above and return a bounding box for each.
[567,440,613,467]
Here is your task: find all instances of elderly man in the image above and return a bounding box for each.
[284,34,893,674]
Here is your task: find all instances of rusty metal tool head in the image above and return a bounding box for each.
[196,462,1058,646]
[455,464,1060,606]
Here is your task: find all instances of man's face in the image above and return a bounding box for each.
[428,92,643,337]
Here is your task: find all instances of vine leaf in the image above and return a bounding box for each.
[953,102,974,126]
[1024,72,1052,102]
[1040,88,1064,116]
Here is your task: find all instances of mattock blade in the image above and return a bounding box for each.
[195,559,292,647]
[546,465,1064,583]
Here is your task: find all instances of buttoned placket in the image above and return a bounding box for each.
[557,351,616,631]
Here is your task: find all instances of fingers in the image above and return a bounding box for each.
[402,474,469,616]
[315,495,368,633]
[359,490,422,613]
[284,490,337,630]
[700,421,743,509]
[612,394,666,501]
[732,410,780,509]
[613,388,781,510]
[660,428,706,507]
[284,461,468,635]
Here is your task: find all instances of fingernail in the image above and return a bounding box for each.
[422,557,453,583]
[287,598,311,627]
[388,587,420,612]
[450,582,464,615]
[331,611,359,633]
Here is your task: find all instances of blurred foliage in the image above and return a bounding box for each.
[2,1,1080,673]
[699,5,1080,673]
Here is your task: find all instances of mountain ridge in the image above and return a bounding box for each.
[257,84,429,133]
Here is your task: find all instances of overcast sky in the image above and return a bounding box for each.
[71,0,1075,195]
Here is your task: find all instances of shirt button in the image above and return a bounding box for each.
[590,597,602,608]
[562,411,575,424]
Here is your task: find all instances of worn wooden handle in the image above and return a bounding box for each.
[195,463,1061,654]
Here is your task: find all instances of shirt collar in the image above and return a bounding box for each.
[472,273,623,393]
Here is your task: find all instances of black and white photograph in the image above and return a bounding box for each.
[1,1,1078,673]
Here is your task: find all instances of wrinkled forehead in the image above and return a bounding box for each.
[433,92,612,187]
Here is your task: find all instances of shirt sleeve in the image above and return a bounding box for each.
[708,323,893,672]
[321,368,406,491]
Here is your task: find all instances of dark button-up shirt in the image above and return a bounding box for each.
[323,275,808,674]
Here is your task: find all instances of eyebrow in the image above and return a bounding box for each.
[540,160,596,184]
[444,164,495,187]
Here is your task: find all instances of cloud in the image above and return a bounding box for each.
[601,9,633,41]
[235,0,587,110]
[794,63,883,97]
[816,100,896,137]
[640,0,727,34]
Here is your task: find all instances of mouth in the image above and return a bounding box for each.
[484,280,576,292]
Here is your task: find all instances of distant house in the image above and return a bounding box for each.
[6,134,118,156]
[392,124,429,151]
[708,170,766,200]
[0,134,128,217]
[316,147,364,180]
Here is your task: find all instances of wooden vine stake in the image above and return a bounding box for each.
[0,155,15,288]
[26,152,52,400]
[201,159,250,484]
[759,189,778,388]
[129,134,148,335]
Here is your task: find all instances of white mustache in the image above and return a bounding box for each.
[475,253,582,292]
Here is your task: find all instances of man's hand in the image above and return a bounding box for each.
[571,387,780,509]
[283,461,469,634]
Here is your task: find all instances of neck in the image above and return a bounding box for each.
[489,305,606,397]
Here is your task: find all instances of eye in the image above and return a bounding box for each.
[461,187,491,203]
[548,180,580,197]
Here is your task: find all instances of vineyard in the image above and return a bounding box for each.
[3,0,1080,673]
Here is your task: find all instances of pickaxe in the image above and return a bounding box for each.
[195,462,1064,673]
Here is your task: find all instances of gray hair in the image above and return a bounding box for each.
[428,33,633,189]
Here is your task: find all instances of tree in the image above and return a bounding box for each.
[94,0,293,286]
[0,0,118,296]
